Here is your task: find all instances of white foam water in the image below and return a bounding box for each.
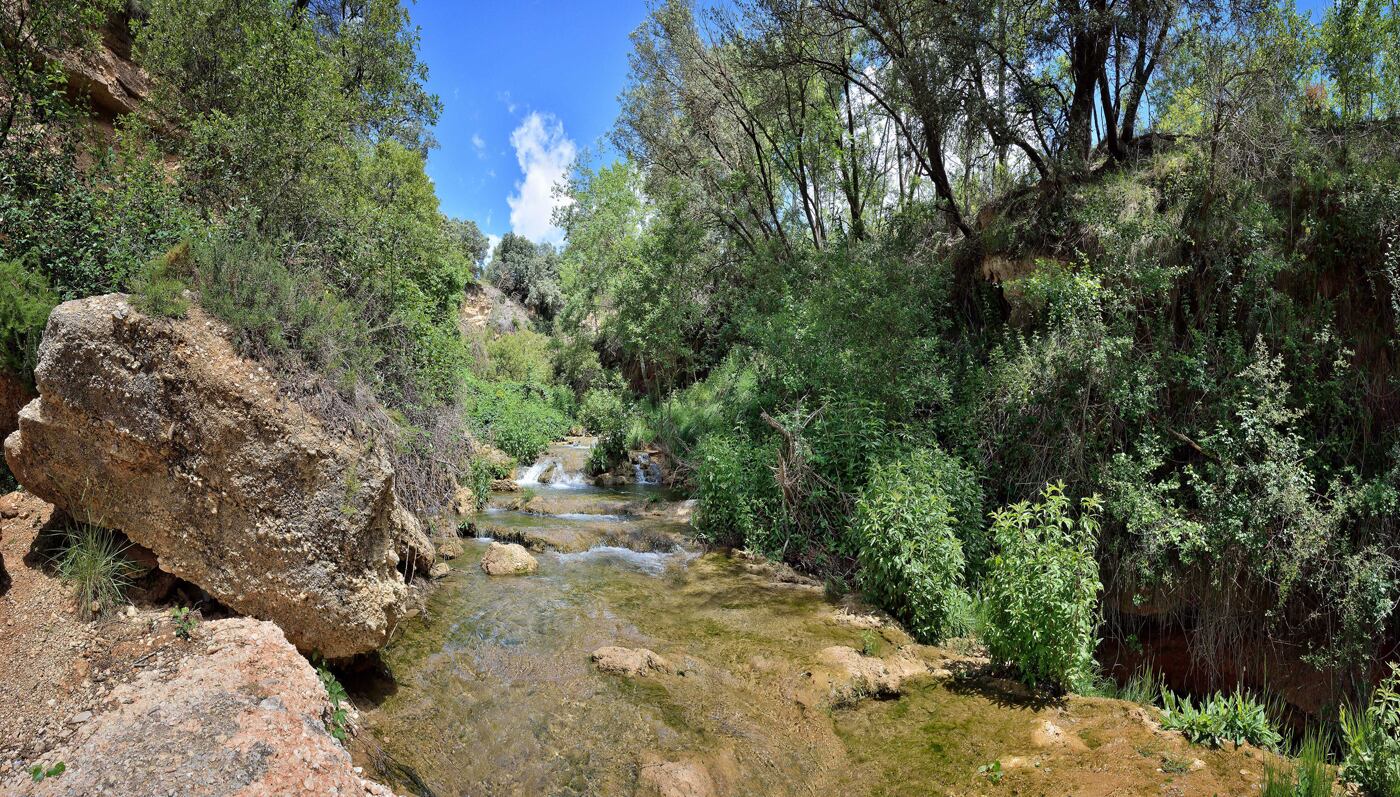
[554,546,691,575]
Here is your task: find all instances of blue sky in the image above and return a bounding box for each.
[409,1,651,246]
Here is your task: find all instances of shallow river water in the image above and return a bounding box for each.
[355,441,1269,797]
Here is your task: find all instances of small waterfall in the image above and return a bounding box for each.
[632,453,663,486]
[516,459,554,486]
[516,449,591,489]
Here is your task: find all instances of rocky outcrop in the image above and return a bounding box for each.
[3,294,432,658]
[8,617,401,797]
[592,646,674,678]
[479,541,538,575]
[58,20,150,118]
[458,282,532,336]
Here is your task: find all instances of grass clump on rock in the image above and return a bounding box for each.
[53,524,138,619]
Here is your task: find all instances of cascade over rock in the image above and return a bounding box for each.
[3,294,433,658]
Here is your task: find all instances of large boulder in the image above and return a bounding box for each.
[8,618,402,796]
[479,541,538,575]
[3,294,432,658]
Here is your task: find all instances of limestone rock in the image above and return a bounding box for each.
[436,538,465,560]
[592,646,674,678]
[458,282,532,336]
[429,562,451,579]
[807,645,933,704]
[479,541,538,575]
[3,294,432,658]
[1031,719,1088,751]
[7,618,402,796]
[638,758,715,797]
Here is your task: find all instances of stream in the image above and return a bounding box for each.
[355,439,1262,797]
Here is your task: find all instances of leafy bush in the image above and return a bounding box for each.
[692,433,777,550]
[0,259,57,377]
[982,483,1103,692]
[464,378,570,463]
[1341,663,1400,796]
[315,659,351,742]
[53,525,138,620]
[851,450,972,643]
[484,329,555,385]
[1160,688,1283,749]
[579,388,631,474]
[179,228,379,387]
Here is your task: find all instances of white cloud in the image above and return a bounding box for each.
[506,112,575,244]
[471,133,486,157]
[486,234,502,259]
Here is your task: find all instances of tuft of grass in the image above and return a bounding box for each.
[1262,730,1334,797]
[53,525,137,619]
[1088,665,1163,706]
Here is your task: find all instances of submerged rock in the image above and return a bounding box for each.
[8,618,401,796]
[3,294,432,658]
[592,646,674,678]
[637,757,716,797]
[804,645,935,705]
[480,541,538,575]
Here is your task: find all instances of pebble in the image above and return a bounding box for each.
[71,710,92,724]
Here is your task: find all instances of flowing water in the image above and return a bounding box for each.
[356,441,1270,797]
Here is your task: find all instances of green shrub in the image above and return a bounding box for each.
[315,659,350,742]
[1341,663,1400,796]
[982,482,1103,692]
[0,258,57,377]
[1159,688,1283,749]
[180,229,379,385]
[580,388,631,474]
[130,246,190,318]
[484,329,554,385]
[466,457,494,513]
[464,378,571,463]
[852,450,972,643]
[692,433,775,550]
[53,525,138,620]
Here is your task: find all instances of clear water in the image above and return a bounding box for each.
[356,442,1264,797]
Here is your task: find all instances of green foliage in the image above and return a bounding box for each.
[1087,666,1163,706]
[484,330,555,386]
[982,483,1103,692]
[489,233,562,320]
[1262,731,1335,797]
[131,247,190,318]
[464,377,571,463]
[315,660,351,742]
[170,606,199,640]
[851,450,972,643]
[1341,664,1400,796]
[29,761,65,783]
[1159,688,1283,750]
[691,433,777,550]
[0,259,57,377]
[579,388,632,474]
[466,457,494,514]
[53,525,137,620]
